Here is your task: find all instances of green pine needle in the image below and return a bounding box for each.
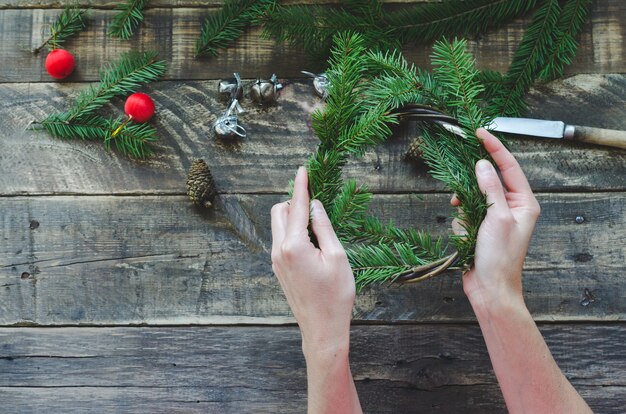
[538,0,592,81]
[195,0,275,57]
[489,0,561,116]
[107,0,149,40]
[34,4,88,53]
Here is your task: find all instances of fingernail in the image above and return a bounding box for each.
[311,199,325,215]
[310,199,320,212]
[476,160,493,176]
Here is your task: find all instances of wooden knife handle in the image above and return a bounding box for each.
[571,126,626,150]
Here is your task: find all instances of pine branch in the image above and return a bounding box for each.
[365,50,445,110]
[195,0,275,57]
[37,114,157,158]
[38,113,111,141]
[489,0,561,117]
[107,0,149,40]
[34,4,88,53]
[58,51,165,122]
[311,32,367,149]
[385,0,538,44]
[261,4,388,61]
[538,0,592,81]
[104,117,157,158]
[348,243,432,291]
[307,147,346,208]
[262,0,537,60]
[331,180,372,239]
[431,38,487,133]
[308,33,368,208]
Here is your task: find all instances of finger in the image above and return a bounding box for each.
[270,201,289,253]
[286,166,310,237]
[310,199,343,253]
[476,128,533,195]
[476,159,510,217]
[450,194,461,207]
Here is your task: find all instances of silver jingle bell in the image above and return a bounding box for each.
[250,74,283,105]
[301,71,329,99]
[214,99,246,138]
[218,72,243,102]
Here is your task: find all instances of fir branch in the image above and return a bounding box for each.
[104,117,157,158]
[38,113,111,141]
[37,114,157,158]
[34,4,88,53]
[431,38,487,133]
[311,32,368,149]
[261,4,388,61]
[195,0,275,57]
[307,147,346,208]
[58,51,165,122]
[348,243,431,291]
[538,0,592,81]
[347,216,446,261]
[385,0,538,45]
[308,33,367,208]
[107,0,149,40]
[490,0,561,117]
[262,0,537,60]
[365,50,445,110]
[331,180,372,239]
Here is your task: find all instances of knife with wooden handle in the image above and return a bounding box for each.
[487,117,626,150]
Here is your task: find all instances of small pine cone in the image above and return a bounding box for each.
[186,159,217,208]
[405,137,424,162]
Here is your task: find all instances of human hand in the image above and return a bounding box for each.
[271,167,356,356]
[452,129,541,310]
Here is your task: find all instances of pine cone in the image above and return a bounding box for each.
[405,137,424,162]
[186,159,217,208]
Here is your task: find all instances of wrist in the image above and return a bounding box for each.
[465,279,526,320]
[468,286,528,323]
[302,334,350,364]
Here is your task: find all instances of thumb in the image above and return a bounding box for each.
[310,199,342,253]
[475,159,509,216]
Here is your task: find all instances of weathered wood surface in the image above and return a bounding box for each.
[1,0,625,82]
[1,193,623,325]
[0,324,624,413]
[0,0,432,8]
[1,1,625,411]
[1,75,625,196]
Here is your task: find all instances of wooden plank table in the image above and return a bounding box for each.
[1,1,625,412]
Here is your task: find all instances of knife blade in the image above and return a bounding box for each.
[487,117,626,150]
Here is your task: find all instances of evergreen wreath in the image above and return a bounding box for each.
[31,51,166,158]
[306,33,496,291]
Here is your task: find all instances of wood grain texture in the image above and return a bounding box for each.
[1,76,625,196]
[0,0,625,82]
[0,193,623,325]
[0,324,624,413]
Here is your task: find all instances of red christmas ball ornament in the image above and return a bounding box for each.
[45,49,75,79]
[124,93,155,123]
